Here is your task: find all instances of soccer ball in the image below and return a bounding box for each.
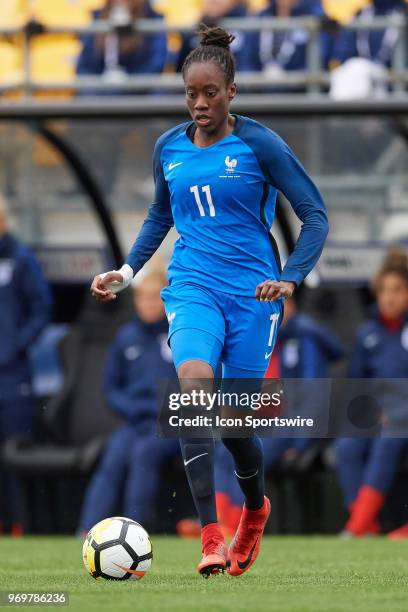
[82,516,153,580]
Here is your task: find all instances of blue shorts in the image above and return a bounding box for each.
[161,282,283,377]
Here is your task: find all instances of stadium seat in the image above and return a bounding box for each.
[322,0,370,24]
[155,0,268,25]
[0,0,28,28]
[30,35,81,85]
[247,0,268,10]
[0,41,22,86]
[31,0,102,27]
[154,0,202,25]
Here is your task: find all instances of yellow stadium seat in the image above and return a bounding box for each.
[30,34,81,83]
[154,0,202,25]
[31,0,102,27]
[323,0,371,24]
[247,0,268,11]
[0,0,28,28]
[154,0,268,23]
[0,41,22,85]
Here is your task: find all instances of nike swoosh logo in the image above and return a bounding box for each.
[113,563,146,577]
[184,452,208,466]
[237,537,259,570]
[169,162,183,170]
[265,351,273,359]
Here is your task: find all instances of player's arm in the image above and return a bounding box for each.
[249,128,329,301]
[91,139,173,302]
[267,134,329,284]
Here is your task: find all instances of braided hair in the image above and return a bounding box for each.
[182,24,236,85]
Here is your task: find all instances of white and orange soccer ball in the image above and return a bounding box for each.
[82,517,153,581]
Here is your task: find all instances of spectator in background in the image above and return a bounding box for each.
[332,0,406,68]
[0,195,51,536]
[78,271,179,533]
[76,0,167,83]
[215,296,344,537]
[74,1,167,195]
[243,0,333,81]
[174,0,250,73]
[336,247,408,538]
[262,294,344,465]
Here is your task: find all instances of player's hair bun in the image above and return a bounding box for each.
[198,24,235,49]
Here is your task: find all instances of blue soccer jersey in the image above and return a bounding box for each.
[126,114,328,296]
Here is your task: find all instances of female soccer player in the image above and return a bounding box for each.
[91,25,329,578]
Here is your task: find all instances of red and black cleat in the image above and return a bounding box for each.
[227,496,271,577]
[197,523,227,578]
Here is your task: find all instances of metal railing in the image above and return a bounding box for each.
[0,14,407,96]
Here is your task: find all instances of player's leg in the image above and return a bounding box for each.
[124,435,180,529]
[262,438,293,469]
[220,296,283,576]
[220,368,271,577]
[161,283,227,576]
[345,438,408,536]
[335,438,372,533]
[177,353,228,577]
[0,396,33,535]
[78,426,135,533]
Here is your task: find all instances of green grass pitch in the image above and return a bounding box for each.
[0,536,407,611]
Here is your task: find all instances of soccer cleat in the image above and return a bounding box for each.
[227,496,271,577]
[10,523,23,538]
[388,523,408,540]
[345,486,384,536]
[197,523,227,578]
[176,518,201,539]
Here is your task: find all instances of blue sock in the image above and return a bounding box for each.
[179,438,217,526]
[221,436,264,511]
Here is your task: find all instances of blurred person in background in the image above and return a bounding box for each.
[174,0,251,73]
[0,195,51,536]
[214,295,344,537]
[262,294,344,466]
[74,0,167,196]
[76,0,167,83]
[336,247,408,538]
[78,271,179,534]
[242,0,333,83]
[332,0,406,68]
[329,0,407,98]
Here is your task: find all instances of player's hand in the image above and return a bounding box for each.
[255,279,295,302]
[90,271,123,302]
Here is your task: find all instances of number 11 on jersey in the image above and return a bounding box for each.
[190,185,216,217]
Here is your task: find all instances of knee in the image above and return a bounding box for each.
[178,359,214,382]
[221,437,237,453]
[178,360,214,407]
